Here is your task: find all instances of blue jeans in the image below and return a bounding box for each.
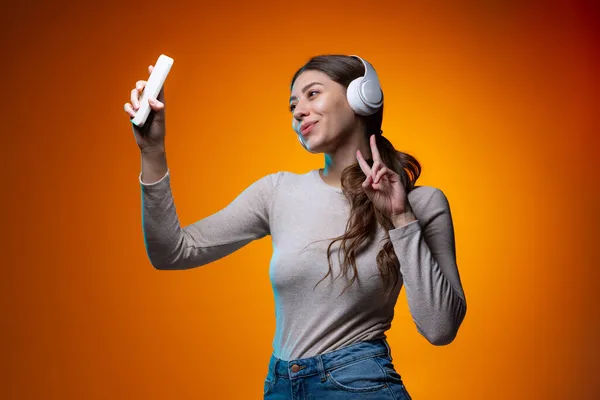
[264,339,412,399]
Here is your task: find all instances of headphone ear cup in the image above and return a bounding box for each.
[347,77,371,116]
[361,80,383,106]
[347,55,383,116]
[347,77,382,116]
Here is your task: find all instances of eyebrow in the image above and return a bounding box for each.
[289,82,323,103]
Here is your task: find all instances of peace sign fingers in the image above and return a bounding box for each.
[370,134,382,164]
[356,148,372,177]
[357,134,384,178]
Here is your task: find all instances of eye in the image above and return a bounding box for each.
[289,91,320,112]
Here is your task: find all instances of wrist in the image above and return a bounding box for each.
[390,211,417,228]
[141,145,166,155]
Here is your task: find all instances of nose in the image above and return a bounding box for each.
[293,103,310,121]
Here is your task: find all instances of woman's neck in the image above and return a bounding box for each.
[321,136,372,187]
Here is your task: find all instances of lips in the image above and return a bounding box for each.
[301,121,318,136]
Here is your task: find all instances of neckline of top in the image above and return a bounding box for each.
[311,169,343,193]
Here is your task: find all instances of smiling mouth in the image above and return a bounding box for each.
[301,122,318,136]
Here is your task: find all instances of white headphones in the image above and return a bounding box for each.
[297,55,383,153]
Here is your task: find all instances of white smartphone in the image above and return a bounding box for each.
[131,54,174,127]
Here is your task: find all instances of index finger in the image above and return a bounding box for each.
[356,149,372,176]
[370,134,382,163]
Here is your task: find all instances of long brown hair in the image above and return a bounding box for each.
[291,55,422,299]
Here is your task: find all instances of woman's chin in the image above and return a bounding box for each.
[307,141,322,153]
[306,134,326,151]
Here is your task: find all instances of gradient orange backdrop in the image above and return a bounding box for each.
[2,0,598,399]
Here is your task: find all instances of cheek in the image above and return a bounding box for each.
[311,96,329,114]
[332,92,352,113]
[317,95,349,122]
[331,97,355,126]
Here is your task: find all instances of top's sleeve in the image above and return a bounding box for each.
[140,169,281,270]
[139,169,170,186]
[389,187,467,346]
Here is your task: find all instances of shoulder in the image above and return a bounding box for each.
[264,170,313,187]
[248,170,310,195]
[253,170,295,183]
[408,185,448,204]
[408,185,451,219]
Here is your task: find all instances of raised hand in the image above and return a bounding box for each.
[356,134,413,222]
[124,65,166,152]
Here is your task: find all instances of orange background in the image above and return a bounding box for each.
[2,0,598,399]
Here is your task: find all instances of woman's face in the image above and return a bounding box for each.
[290,70,358,153]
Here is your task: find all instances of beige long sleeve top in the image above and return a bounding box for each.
[139,168,467,361]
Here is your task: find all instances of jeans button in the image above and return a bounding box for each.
[291,364,301,372]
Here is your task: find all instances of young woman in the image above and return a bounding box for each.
[124,54,467,399]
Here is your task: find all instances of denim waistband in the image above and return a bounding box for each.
[268,339,392,384]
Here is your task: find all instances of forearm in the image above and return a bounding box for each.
[141,177,186,270]
[391,210,417,228]
[140,146,168,184]
[391,222,466,345]
[139,147,191,270]
[401,253,466,346]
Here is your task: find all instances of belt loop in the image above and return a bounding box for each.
[317,355,327,382]
[383,339,393,362]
